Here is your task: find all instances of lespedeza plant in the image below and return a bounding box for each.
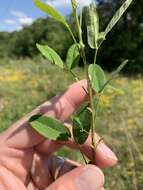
[29,0,133,164]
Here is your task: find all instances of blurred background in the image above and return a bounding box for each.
[0,0,143,189]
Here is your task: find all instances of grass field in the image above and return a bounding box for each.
[0,58,143,189]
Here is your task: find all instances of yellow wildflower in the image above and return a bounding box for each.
[0,70,25,82]
[127,118,136,129]
[115,78,127,85]
[100,95,111,107]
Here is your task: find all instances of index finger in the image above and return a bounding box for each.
[0,80,88,149]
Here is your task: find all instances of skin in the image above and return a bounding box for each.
[0,80,118,190]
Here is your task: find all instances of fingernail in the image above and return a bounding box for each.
[98,143,118,161]
[78,166,104,190]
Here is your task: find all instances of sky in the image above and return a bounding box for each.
[0,0,93,32]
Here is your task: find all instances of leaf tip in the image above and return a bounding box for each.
[29,114,42,123]
[36,43,41,48]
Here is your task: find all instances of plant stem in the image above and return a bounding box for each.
[93,48,98,65]
[73,6,97,164]
[88,79,96,163]
[69,70,79,81]
[73,6,84,49]
[80,150,88,164]
[88,49,99,163]
[75,10,83,45]
[80,48,97,164]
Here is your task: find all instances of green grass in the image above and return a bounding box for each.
[0,58,143,189]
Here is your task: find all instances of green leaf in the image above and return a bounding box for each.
[105,0,133,36]
[72,102,91,144]
[37,44,64,69]
[34,0,68,26]
[75,102,89,116]
[100,60,128,92]
[29,115,71,141]
[112,60,128,76]
[88,64,106,93]
[66,43,80,70]
[86,3,99,49]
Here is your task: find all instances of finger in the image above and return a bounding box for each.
[0,165,26,190]
[0,80,87,149]
[45,165,104,190]
[31,154,80,189]
[65,133,118,168]
[36,133,118,168]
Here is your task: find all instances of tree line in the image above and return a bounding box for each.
[0,0,143,73]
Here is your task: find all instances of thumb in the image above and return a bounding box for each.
[45,165,104,190]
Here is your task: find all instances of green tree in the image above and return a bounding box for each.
[10,17,73,59]
[95,0,143,73]
[0,0,143,73]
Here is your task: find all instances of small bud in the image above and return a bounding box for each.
[71,0,78,10]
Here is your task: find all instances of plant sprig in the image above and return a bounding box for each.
[29,0,133,164]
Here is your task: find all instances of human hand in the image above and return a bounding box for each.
[0,80,117,190]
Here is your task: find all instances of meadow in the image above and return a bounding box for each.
[0,58,143,190]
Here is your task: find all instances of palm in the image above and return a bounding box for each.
[0,140,60,189]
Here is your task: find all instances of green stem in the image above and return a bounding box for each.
[91,48,101,152]
[73,7,84,48]
[67,8,89,164]
[88,48,99,163]
[72,5,97,164]
[88,79,96,163]
[82,56,97,164]
[93,48,98,65]
[80,150,88,164]
[75,10,82,44]
[70,70,79,81]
